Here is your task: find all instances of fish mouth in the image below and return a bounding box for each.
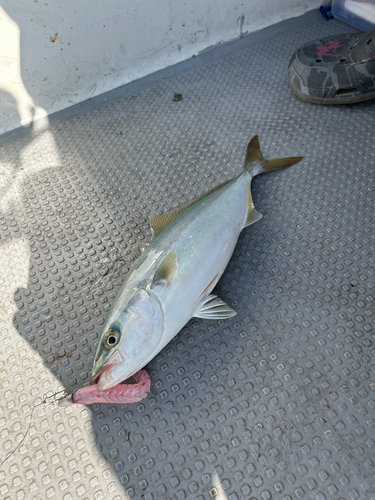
[91,350,124,389]
[92,367,105,385]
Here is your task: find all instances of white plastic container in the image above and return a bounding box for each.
[332,0,375,30]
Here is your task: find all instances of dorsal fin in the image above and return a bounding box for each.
[150,179,233,237]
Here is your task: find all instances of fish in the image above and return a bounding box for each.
[91,136,303,394]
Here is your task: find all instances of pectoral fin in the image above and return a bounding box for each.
[195,294,237,320]
[151,251,178,287]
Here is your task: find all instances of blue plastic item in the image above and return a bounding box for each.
[319,5,334,19]
[332,0,375,31]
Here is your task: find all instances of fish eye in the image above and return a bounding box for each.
[105,332,119,348]
[104,324,121,349]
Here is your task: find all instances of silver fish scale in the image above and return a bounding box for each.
[0,10,374,500]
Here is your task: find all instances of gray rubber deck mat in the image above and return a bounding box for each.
[0,10,374,500]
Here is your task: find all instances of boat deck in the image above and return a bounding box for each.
[0,10,374,500]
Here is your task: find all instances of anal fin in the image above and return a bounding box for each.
[194,295,237,320]
[245,185,263,228]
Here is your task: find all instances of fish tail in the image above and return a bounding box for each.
[244,136,303,177]
[242,136,303,228]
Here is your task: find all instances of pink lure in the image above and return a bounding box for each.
[72,370,151,405]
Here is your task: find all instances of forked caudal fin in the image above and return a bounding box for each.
[243,136,303,228]
[244,135,304,176]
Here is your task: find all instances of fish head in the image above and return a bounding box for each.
[92,287,164,390]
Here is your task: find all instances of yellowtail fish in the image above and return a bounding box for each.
[90,136,303,394]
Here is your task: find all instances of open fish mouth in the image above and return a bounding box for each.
[92,365,113,388]
[91,350,124,388]
[93,369,104,385]
[92,362,109,385]
[93,365,119,390]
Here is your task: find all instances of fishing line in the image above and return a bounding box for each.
[0,389,68,468]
